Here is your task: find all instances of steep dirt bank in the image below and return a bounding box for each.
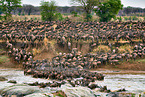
[1,53,145,72]
[0,55,22,69]
[0,41,145,71]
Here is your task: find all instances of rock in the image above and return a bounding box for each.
[7,80,17,84]
[116,88,126,92]
[88,84,100,89]
[61,83,73,88]
[28,82,39,86]
[60,85,96,97]
[93,91,108,97]
[50,82,58,87]
[107,92,119,97]
[0,76,7,81]
[100,86,107,92]
[0,84,43,96]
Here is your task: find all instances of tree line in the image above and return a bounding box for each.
[0,0,144,22]
[3,5,145,16]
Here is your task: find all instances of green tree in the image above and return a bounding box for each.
[0,8,2,15]
[71,11,78,17]
[95,0,123,22]
[0,8,2,20]
[71,0,106,21]
[55,13,64,21]
[0,0,21,20]
[40,1,57,21]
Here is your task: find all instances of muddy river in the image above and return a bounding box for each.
[0,68,145,95]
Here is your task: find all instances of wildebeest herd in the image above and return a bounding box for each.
[0,20,145,88]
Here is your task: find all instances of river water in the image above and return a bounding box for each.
[96,74,145,93]
[0,68,51,89]
[0,68,145,94]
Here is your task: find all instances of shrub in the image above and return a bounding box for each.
[132,16,138,21]
[40,1,57,21]
[24,17,28,21]
[71,11,78,17]
[124,17,129,21]
[129,16,132,21]
[117,16,122,21]
[55,13,64,21]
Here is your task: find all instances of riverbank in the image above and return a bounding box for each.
[1,54,145,75]
[1,53,145,70]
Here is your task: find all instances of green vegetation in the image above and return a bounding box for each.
[124,17,129,21]
[0,8,2,15]
[131,93,136,97]
[0,0,21,20]
[0,56,9,63]
[55,13,64,21]
[0,49,3,52]
[117,16,122,21]
[95,0,123,22]
[136,59,145,63]
[0,0,124,22]
[57,93,64,97]
[132,16,138,21]
[71,0,105,22]
[40,0,57,21]
[129,16,132,21]
[71,11,78,17]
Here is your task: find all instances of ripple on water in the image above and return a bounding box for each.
[0,69,52,89]
[96,74,145,93]
[1,69,145,94]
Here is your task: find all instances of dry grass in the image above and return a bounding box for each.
[33,39,57,60]
[52,24,57,30]
[11,15,144,22]
[48,39,56,46]
[12,15,41,21]
[43,37,49,47]
[69,15,84,22]
[32,48,42,56]
[118,39,130,43]
[118,44,133,54]
[132,38,142,42]
[92,45,110,53]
